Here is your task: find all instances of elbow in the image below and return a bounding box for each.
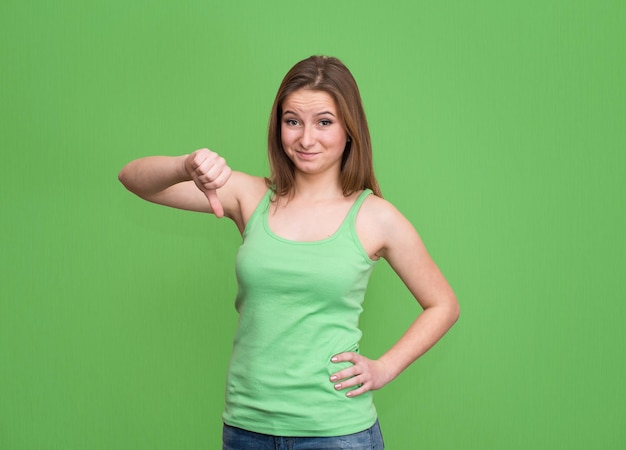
[451,299,460,324]
[441,293,460,326]
[118,165,138,194]
[449,295,460,324]
[118,167,129,189]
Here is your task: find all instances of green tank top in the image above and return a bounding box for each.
[222,188,378,436]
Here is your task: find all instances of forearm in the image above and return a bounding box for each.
[118,155,190,198]
[378,302,459,384]
[328,300,459,397]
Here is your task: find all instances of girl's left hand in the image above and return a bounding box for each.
[329,353,391,398]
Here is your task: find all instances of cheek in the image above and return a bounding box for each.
[328,131,348,149]
[280,129,293,147]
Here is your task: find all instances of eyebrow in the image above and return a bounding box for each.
[282,110,337,117]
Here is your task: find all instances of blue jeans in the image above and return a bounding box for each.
[222,420,384,449]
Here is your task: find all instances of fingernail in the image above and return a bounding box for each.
[334,383,342,390]
[331,356,338,362]
[346,391,353,397]
[330,375,337,381]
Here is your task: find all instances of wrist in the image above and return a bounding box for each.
[376,355,402,386]
[177,154,193,181]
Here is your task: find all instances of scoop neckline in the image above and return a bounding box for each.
[263,208,347,245]
[262,190,369,245]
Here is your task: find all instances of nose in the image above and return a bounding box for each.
[299,125,315,149]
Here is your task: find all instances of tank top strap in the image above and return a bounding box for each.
[243,189,273,239]
[346,189,373,223]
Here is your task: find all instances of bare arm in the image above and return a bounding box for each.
[118,149,239,217]
[330,199,459,397]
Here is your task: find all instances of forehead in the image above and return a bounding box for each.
[282,89,338,113]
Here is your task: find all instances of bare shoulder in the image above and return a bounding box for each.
[356,194,419,260]
[228,171,268,209]
[358,193,457,311]
[226,171,267,193]
[221,171,268,232]
[358,194,413,234]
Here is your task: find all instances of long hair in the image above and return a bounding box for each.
[266,55,382,198]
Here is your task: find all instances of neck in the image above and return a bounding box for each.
[292,171,343,200]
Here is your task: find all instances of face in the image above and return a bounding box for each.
[281,89,349,177]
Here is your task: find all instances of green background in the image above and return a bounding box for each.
[1,1,624,449]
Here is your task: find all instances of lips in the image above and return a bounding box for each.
[296,151,319,160]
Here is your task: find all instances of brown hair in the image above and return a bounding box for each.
[266,55,382,198]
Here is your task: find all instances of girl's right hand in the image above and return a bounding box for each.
[185,149,232,218]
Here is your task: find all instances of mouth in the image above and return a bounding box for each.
[296,151,319,159]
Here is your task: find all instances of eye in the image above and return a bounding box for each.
[319,119,332,126]
[284,118,299,126]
